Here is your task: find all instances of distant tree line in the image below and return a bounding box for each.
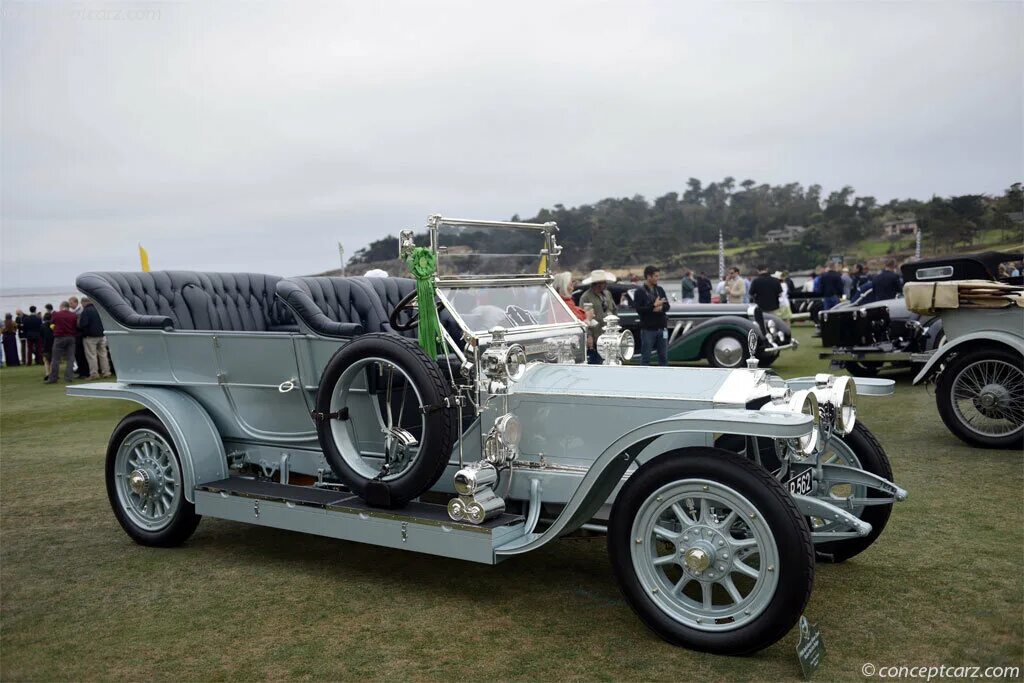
[349,180,1022,272]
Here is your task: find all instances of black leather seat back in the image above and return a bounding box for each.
[276,277,387,338]
[75,271,295,332]
[353,276,463,344]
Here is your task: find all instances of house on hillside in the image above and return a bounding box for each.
[764,225,806,244]
[883,215,918,237]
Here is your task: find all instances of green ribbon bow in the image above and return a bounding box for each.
[405,247,442,359]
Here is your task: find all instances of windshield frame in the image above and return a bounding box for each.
[426,215,562,284]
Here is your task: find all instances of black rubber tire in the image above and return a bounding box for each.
[814,423,894,563]
[314,333,456,508]
[935,345,1024,449]
[846,361,881,378]
[105,410,201,547]
[704,331,747,369]
[608,448,815,655]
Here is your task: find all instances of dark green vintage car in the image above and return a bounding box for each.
[574,283,798,368]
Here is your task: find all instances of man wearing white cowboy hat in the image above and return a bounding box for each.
[579,269,617,364]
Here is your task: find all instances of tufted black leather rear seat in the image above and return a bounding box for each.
[76,271,296,332]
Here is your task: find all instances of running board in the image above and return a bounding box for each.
[195,477,525,564]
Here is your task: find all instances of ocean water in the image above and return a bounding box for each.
[0,287,79,316]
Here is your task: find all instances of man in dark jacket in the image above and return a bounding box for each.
[696,272,712,303]
[20,306,43,366]
[820,262,845,310]
[748,266,782,314]
[870,260,902,302]
[632,265,671,366]
[77,298,111,378]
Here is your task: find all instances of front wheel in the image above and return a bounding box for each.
[106,410,201,547]
[935,346,1024,449]
[608,448,814,655]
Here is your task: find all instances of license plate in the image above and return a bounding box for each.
[787,468,813,496]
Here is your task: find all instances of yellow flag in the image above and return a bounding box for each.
[538,253,547,274]
[139,243,150,272]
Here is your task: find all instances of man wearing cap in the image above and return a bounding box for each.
[579,269,617,364]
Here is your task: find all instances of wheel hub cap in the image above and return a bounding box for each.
[715,337,743,366]
[682,546,712,573]
[128,468,154,496]
[679,527,732,580]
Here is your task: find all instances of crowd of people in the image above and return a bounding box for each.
[1,297,112,383]
[552,257,942,368]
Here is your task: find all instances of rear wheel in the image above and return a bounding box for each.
[106,410,200,547]
[935,346,1024,449]
[705,332,747,368]
[609,448,814,655]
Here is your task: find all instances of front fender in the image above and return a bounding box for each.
[912,331,1024,384]
[494,408,811,556]
[67,382,228,502]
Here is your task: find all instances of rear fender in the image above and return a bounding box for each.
[494,408,812,556]
[67,382,228,502]
[912,331,1024,385]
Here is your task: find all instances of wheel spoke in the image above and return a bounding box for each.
[700,581,713,609]
[672,575,692,595]
[733,558,760,579]
[721,576,744,605]
[717,509,738,530]
[653,554,677,567]
[671,503,693,528]
[653,525,680,542]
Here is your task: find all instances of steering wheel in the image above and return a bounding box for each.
[389,289,446,332]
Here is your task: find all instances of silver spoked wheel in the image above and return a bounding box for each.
[330,357,426,482]
[713,336,744,367]
[630,479,780,632]
[114,429,182,531]
[951,359,1024,438]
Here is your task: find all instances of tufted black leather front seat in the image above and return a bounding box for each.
[275,277,393,338]
[75,271,296,332]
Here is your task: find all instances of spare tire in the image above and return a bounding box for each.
[314,334,456,508]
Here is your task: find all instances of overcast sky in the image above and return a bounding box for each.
[2,1,1021,289]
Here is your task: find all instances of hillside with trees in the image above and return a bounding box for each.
[347,180,1022,275]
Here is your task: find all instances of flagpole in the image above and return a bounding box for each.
[915,229,922,260]
[338,242,346,276]
[718,230,725,281]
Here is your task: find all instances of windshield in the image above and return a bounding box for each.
[440,285,577,333]
[428,216,558,280]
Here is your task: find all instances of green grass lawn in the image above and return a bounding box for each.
[2,329,1022,681]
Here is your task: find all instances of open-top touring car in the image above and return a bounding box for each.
[70,215,906,655]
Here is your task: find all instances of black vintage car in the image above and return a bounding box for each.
[818,251,1023,376]
[574,282,797,368]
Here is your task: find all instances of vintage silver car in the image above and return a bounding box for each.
[71,215,906,656]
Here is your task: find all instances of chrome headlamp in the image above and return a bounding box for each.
[788,390,821,456]
[481,326,527,390]
[483,412,521,465]
[830,375,857,435]
[596,315,634,365]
